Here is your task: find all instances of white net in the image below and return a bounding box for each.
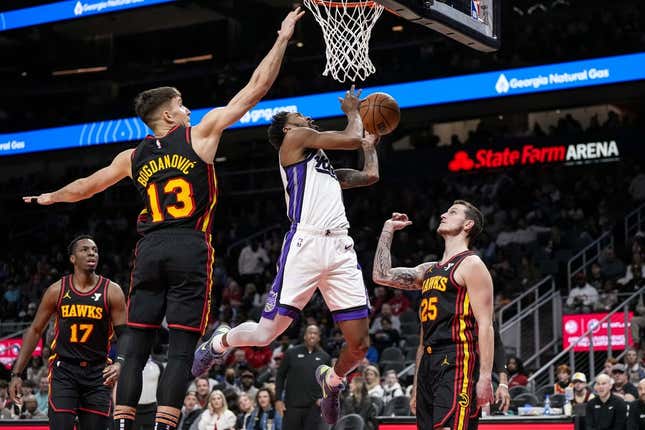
[304,0,385,83]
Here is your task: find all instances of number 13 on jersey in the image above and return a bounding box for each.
[419,297,438,322]
[146,177,196,222]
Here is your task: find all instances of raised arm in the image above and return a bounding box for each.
[283,86,364,152]
[459,256,495,408]
[372,213,432,290]
[335,132,379,189]
[9,282,60,402]
[191,7,304,162]
[22,148,133,205]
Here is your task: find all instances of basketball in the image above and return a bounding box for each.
[360,92,400,136]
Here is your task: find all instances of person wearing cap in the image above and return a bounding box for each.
[239,370,259,401]
[612,364,639,402]
[585,373,627,430]
[627,379,645,430]
[275,325,330,430]
[571,372,594,406]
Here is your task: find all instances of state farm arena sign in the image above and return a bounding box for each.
[562,312,633,352]
[448,140,620,172]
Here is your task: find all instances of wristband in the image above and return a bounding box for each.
[498,383,508,389]
[115,356,126,366]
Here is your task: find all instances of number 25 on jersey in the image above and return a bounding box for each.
[419,297,438,322]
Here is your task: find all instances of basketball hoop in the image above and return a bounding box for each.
[304,0,385,83]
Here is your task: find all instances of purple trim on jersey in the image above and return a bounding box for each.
[277,305,300,319]
[332,307,369,323]
[293,161,307,223]
[285,165,296,221]
[262,226,296,320]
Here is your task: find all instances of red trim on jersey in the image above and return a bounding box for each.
[167,323,202,332]
[78,405,112,417]
[69,275,104,296]
[448,251,475,289]
[196,164,217,232]
[436,249,472,269]
[185,126,191,144]
[198,235,214,334]
[128,321,161,329]
[126,239,140,327]
[103,280,110,313]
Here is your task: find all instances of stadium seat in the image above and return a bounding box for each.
[380,360,405,373]
[380,347,405,362]
[511,393,539,408]
[371,396,385,415]
[333,414,365,430]
[549,394,566,408]
[399,310,418,324]
[509,385,529,398]
[535,385,554,401]
[400,321,420,334]
[382,395,411,416]
[403,334,420,348]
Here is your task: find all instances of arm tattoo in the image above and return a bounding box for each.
[373,229,422,290]
[336,143,379,189]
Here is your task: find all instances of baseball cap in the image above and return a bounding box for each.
[572,372,587,383]
[611,363,626,373]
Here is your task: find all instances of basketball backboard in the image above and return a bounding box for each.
[378,0,501,52]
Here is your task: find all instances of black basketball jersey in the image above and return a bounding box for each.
[420,250,478,350]
[131,126,217,235]
[51,275,113,363]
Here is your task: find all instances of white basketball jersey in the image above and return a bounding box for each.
[279,149,349,229]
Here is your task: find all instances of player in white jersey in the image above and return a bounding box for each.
[192,86,379,425]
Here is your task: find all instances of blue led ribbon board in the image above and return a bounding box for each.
[0,0,175,32]
[1,52,644,156]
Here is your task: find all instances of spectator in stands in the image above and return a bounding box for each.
[370,303,401,333]
[588,263,606,290]
[178,391,201,430]
[506,356,529,388]
[554,364,573,395]
[371,317,400,353]
[238,370,259,401]
[630,298,645,349]
[381,370,404,405]
[612,364,638,402]
[271,334,292,365]
[235,393,254,430]
[246,388,282,430]
[571,372,594,407]
[370,286,388,317]
[363,366,384,399]
[566,273,599,313]
[3,284,20,317]
[627,379,645,430]
[193,390,236,430]
[194,377,211,409]
[341,375,377,430]
[586,373,627,430]
[34,376,48,415]
[595,280,619,312]
[603,358,619,376]
[26,355,46,387]
[625,348,645,384]
[599,247,627,282]
[387,290,410,316]
[237,240,270,285]
[21,394,46,419]
[241,346,273,373]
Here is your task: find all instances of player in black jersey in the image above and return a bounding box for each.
[373,201,494,430]
[8,236,127,430]
[22,8,304,430]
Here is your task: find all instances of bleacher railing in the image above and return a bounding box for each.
[624,202,645,242]
[527,288,644,394]
[566,231,613,292]
[497,277,560,369]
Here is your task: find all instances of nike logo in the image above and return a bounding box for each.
[344,244,352,250]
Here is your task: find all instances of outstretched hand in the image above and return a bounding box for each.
[277,6,306,40]
[22,193,55,205]
[339,85,362,115]
[384,213,412,231]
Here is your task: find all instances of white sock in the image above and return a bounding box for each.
[326,368,344,387]
[210,334,225,353]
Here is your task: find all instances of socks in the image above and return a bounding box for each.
[155,406,180,430]
[210,333,225,353]
[114,405,136,430]
[326,367,344,387]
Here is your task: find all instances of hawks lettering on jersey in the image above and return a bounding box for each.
[131,126,217,234]
[420,251,477,349]
[51,275,113,362]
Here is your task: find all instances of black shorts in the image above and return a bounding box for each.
[416,345,480,430]
[48,358,112,417]
[128,229,214,334]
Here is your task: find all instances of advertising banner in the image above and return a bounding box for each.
[562,312,633,352]
[0,338,42,366]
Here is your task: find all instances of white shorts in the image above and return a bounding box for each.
[262,224,369,322]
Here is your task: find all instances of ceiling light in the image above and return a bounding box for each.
[392,25,404,32]
[52,66,107,76]
[296,42,304,48]
[173,54,213,65]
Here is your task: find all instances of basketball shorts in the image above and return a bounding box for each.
[48,358,112,417]
[262,223,369,322]
[416,345,480,430]
[128,229,214,335]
